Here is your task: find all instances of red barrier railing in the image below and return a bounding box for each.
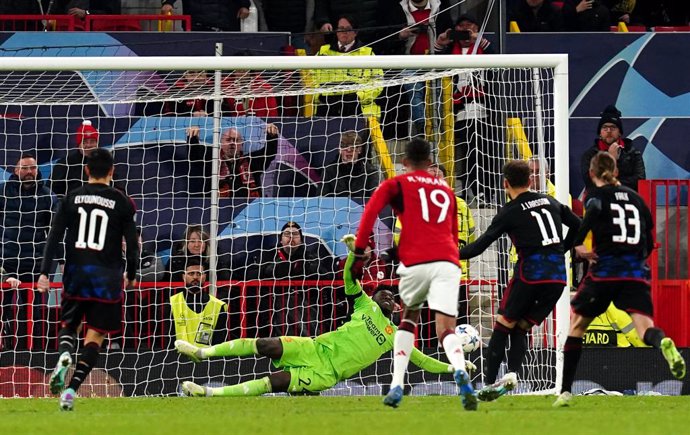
[85,14,191,32]
[0,15,76,31]
[639,179,690,346]
[0,14,191,32]
[0,278,497,351]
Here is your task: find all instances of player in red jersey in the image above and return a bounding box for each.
[353,138,477,410]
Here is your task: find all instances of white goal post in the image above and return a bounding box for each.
[0,53,569,397]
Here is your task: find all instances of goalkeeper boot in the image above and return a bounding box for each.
[182,381,211,397]
[477,372,518,402]
[59,387,76,411]
[49,351,72,395]
[383,386,403,408]
[660,337,686,379]
[553,391,572,408]
[175,340,205,363]
[454,369,478,411]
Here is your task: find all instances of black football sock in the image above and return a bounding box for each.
[560,336,583,393]
[68,342,100,392]
[57,327,77,357]
[485,322,511,384]
[643,327,665,348]
[507,327,528,374]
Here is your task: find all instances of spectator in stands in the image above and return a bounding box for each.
[1,153,57,350]
[313,15,383,119]
[49,120,99,197]
[258,221,334,280]
[378,0,452,134]
[187,123,280,198]
[527,157,556,196]
[562,0,611,31]
[606,0,638,25]
[168,257,228,348]
[508,0,564,32]
[1,154,58,282]
[64,0,122,18]
[163,70,214,117]
[432,15,497,204]
[320,131,379,198]
[314,0,380,43]
[259,0,311,49]
[434,14,494,55]
[161,0,249,31]
[221,52,279,118]
[580,105,645,194]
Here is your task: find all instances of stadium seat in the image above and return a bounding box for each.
[653,26,690,32]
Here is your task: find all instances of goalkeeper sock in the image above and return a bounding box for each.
[440,329,466,372]
[211,377,272,397]
[57,327,77,357]
[507,327,528,374]
[485,322,511,384]
[67,341,100,392]
[560,336,583,393]
[391,320,416,389]
[202,339,258,358]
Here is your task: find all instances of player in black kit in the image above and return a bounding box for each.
[37,148,139,411]
[554,152,686,407]
[459,160,581,401]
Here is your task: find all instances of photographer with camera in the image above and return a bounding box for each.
[433,15,493,55]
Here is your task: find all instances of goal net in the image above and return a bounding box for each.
[0,53,568,397]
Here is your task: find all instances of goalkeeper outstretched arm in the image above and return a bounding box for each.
[342,235,364,297]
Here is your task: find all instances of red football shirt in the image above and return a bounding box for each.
[356,169,459,266]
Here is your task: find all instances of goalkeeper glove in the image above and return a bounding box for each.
[350,247,368,281]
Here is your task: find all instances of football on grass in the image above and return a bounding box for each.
[455,324,480,353]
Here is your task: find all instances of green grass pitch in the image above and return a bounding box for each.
[1,396,688,435]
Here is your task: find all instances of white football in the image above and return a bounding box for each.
[455,324,481,353]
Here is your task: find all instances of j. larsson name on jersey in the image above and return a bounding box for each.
[520,197,550,210]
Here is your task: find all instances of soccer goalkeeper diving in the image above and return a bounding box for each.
[177,235,473,397]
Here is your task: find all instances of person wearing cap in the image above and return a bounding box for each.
[580,104,645,194]
[320,131,380,198]
[49,120,101,198]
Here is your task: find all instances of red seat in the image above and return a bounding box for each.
[552,1,564,10]
[653,26,690,32]
[610,24,647,32]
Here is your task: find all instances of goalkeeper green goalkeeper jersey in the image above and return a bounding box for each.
[315,253,450,380]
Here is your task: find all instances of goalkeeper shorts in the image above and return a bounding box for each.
[273,336,338,394]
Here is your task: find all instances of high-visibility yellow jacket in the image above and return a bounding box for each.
[170,292,227,348]
[312,43,383,119]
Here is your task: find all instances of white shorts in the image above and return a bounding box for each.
[396,261,461,316]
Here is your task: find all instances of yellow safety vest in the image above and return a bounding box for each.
[394,196,475,279]
[312,44,383,119]
[585,303,647,347]
[170,292,227,347]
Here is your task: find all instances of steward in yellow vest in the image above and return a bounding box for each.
[312,15,383,119]
[170,259,228,347]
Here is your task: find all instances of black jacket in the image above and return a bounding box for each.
[581,138,646,193]
[562,0,610,31]
[259,244,333,280]
[509,0,564,32]
[261,0,307,33]
[320,159,379,198]
[162,0,250,31]
[49,149,88,198]
[0,175,56,275]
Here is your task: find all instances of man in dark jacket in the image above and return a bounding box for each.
[1,154,57,282]
[161,0,250,31]
[321,130,379,198]
[1,153,57,349]
[580,105,645,194]
[508,0,564,32]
